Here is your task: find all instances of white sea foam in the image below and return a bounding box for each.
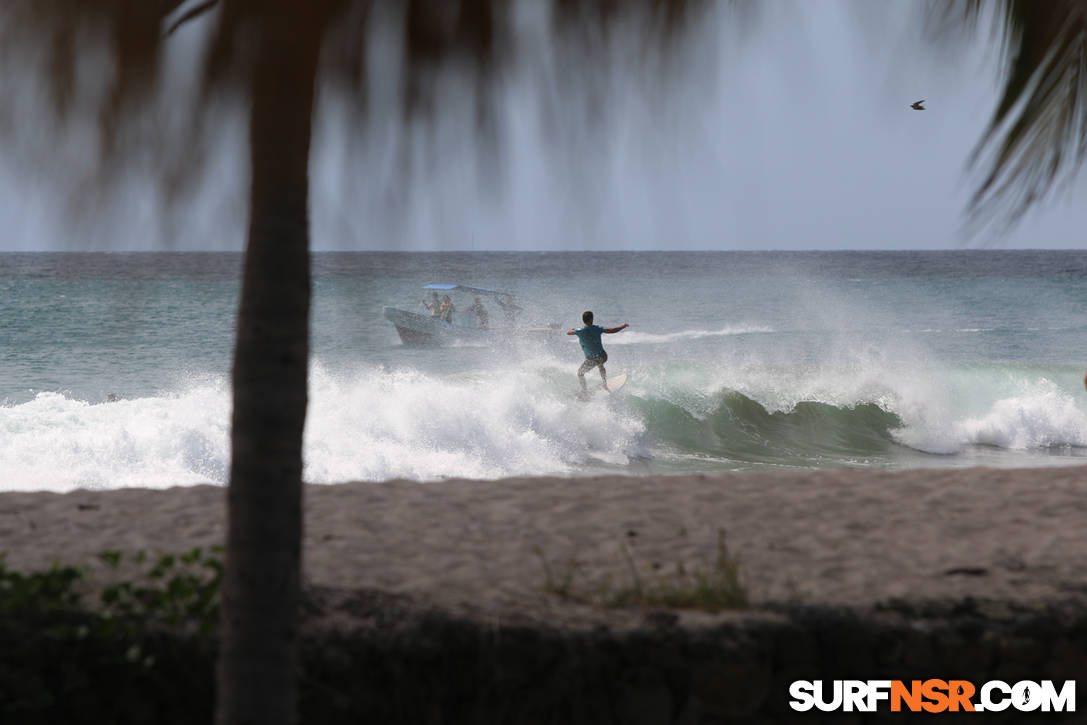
[896,378,1087,454]
[302,363,645,482]
[0,362,647,492]
[0,383,230,492]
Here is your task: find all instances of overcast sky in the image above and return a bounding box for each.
[2,0,1086,252]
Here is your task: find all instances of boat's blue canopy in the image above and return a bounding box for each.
[422,284,511,297]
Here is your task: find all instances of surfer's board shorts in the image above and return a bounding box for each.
[578,352,608,375]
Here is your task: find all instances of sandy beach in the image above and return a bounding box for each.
[3,465,1085,621]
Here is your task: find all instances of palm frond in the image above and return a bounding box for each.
[950,0,1087,233]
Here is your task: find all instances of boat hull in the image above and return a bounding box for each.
[383,307,486,345]
[383,307,562,346]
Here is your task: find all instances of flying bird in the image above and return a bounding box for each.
[910,100,926,110]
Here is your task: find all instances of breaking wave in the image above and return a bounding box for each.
[4,357,1086,493]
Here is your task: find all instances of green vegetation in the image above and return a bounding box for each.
[537,529,749,612]
[1,546,224,622]
[0,548,222,724]
[96,547,224,637]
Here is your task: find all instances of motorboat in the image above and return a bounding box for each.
[383,284,562,345]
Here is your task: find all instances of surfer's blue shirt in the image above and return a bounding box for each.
[574,325,606,359]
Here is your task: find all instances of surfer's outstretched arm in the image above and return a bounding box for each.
[566,329,577,335]
[604,323,629,334]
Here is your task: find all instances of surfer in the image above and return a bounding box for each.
[567,311,628,394]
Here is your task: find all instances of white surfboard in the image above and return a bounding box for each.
[578,372,627,400]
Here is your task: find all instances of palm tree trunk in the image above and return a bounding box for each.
[218,10,320,725]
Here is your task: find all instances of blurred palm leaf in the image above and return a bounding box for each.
[940,0,1087,231]
[4,0,710,152]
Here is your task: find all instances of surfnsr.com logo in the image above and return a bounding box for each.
[789,679,1076,713]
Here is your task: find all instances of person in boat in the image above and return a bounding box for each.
[468,296,490,329]
[422,291,442,317]
[567,310,628,394]
[496,294,523,323]
[439,295,456,324]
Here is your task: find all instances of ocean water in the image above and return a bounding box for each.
[3,250,1087,492]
